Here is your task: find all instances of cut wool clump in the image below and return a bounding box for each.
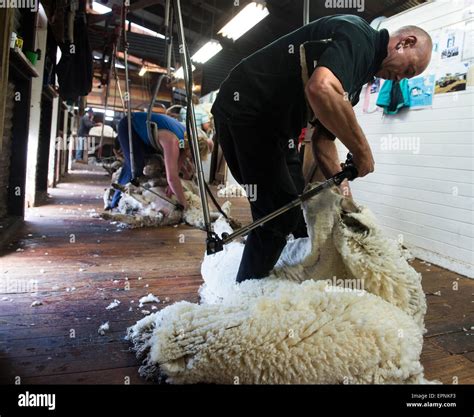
[106,299,121,310]
[98,322,110,335]
[127,186,431,384]
[139,294,160,307]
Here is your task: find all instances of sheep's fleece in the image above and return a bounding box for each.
[101,157,231,229]
[127,186,431,384]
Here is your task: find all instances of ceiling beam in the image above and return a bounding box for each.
[190,0,225,15]
[130,0,208,24]
[376,0,417,17]
[130,0,162,11]
[100,0,204,44]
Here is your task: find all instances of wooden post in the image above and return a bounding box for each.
[0,8,13,153]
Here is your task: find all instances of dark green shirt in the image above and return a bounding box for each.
[211,15,388,139]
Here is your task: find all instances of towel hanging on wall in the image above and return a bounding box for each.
[376,79,410,114]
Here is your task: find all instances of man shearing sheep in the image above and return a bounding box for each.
[211,14,432,283]
[109,112,213,210]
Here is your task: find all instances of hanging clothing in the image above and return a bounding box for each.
[376,79,410,114]
[56,10,93,100]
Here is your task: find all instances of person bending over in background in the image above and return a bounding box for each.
[108,112,213,210]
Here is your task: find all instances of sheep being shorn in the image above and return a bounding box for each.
[102,158,233,229]
[127,187,430,384]
[200,187,426,330]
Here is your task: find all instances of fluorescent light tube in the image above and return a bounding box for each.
[218,2,269,41]
[92,1,111,14]
[191,41,222,64]
[174,64,196,79]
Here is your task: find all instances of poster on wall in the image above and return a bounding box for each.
[462,19,474,60]
[429,29,441,71]
[370,77,382,94]
[408,74,435,107]
[435,61,469,94]
[439,27,464,62]
[362,77,385,113]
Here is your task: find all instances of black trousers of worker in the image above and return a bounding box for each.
[215,118,308,283]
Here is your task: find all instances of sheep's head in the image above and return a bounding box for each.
[301,184,365,246]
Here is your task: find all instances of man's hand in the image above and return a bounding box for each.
[165,185,187,211]
[351,149,375,177]
[165,185,173,198]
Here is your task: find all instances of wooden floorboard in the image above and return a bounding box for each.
[0,165,472,384]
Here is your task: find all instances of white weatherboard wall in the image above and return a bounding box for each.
[340,0,474,277]
[25,7,48,208]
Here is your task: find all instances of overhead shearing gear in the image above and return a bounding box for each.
[122,0,136,181]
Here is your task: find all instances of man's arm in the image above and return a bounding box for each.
[311,126,352,197]
[305,66,374,177]
[160,132,188,209]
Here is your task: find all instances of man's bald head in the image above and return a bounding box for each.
[376,25,432,81]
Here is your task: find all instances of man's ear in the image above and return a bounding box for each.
[398,35,417,49]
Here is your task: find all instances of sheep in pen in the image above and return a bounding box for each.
[127,185,431,384]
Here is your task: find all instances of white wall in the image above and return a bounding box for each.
[341,0,474,277]
[47,96,59,188]
[25,6,48,208]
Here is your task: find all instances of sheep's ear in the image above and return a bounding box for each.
[340,197,360,214]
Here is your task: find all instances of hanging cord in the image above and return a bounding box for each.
[98,45,115,159]
[113,49,118,111]
[164,0,173,77]
[146,73,168,153]
[121,1,136,182]
[111,10,126,114]
[171,1,230,223]
[173,0,212,234]
[113,63,126,113]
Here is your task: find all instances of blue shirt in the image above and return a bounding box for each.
[131,112,186,149]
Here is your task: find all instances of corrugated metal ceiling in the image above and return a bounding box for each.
[89,0,428,95]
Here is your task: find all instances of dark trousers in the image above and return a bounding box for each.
[110,117,154,208]
[215,118,308,283]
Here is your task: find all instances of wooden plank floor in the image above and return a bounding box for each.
[0,165,472,384]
